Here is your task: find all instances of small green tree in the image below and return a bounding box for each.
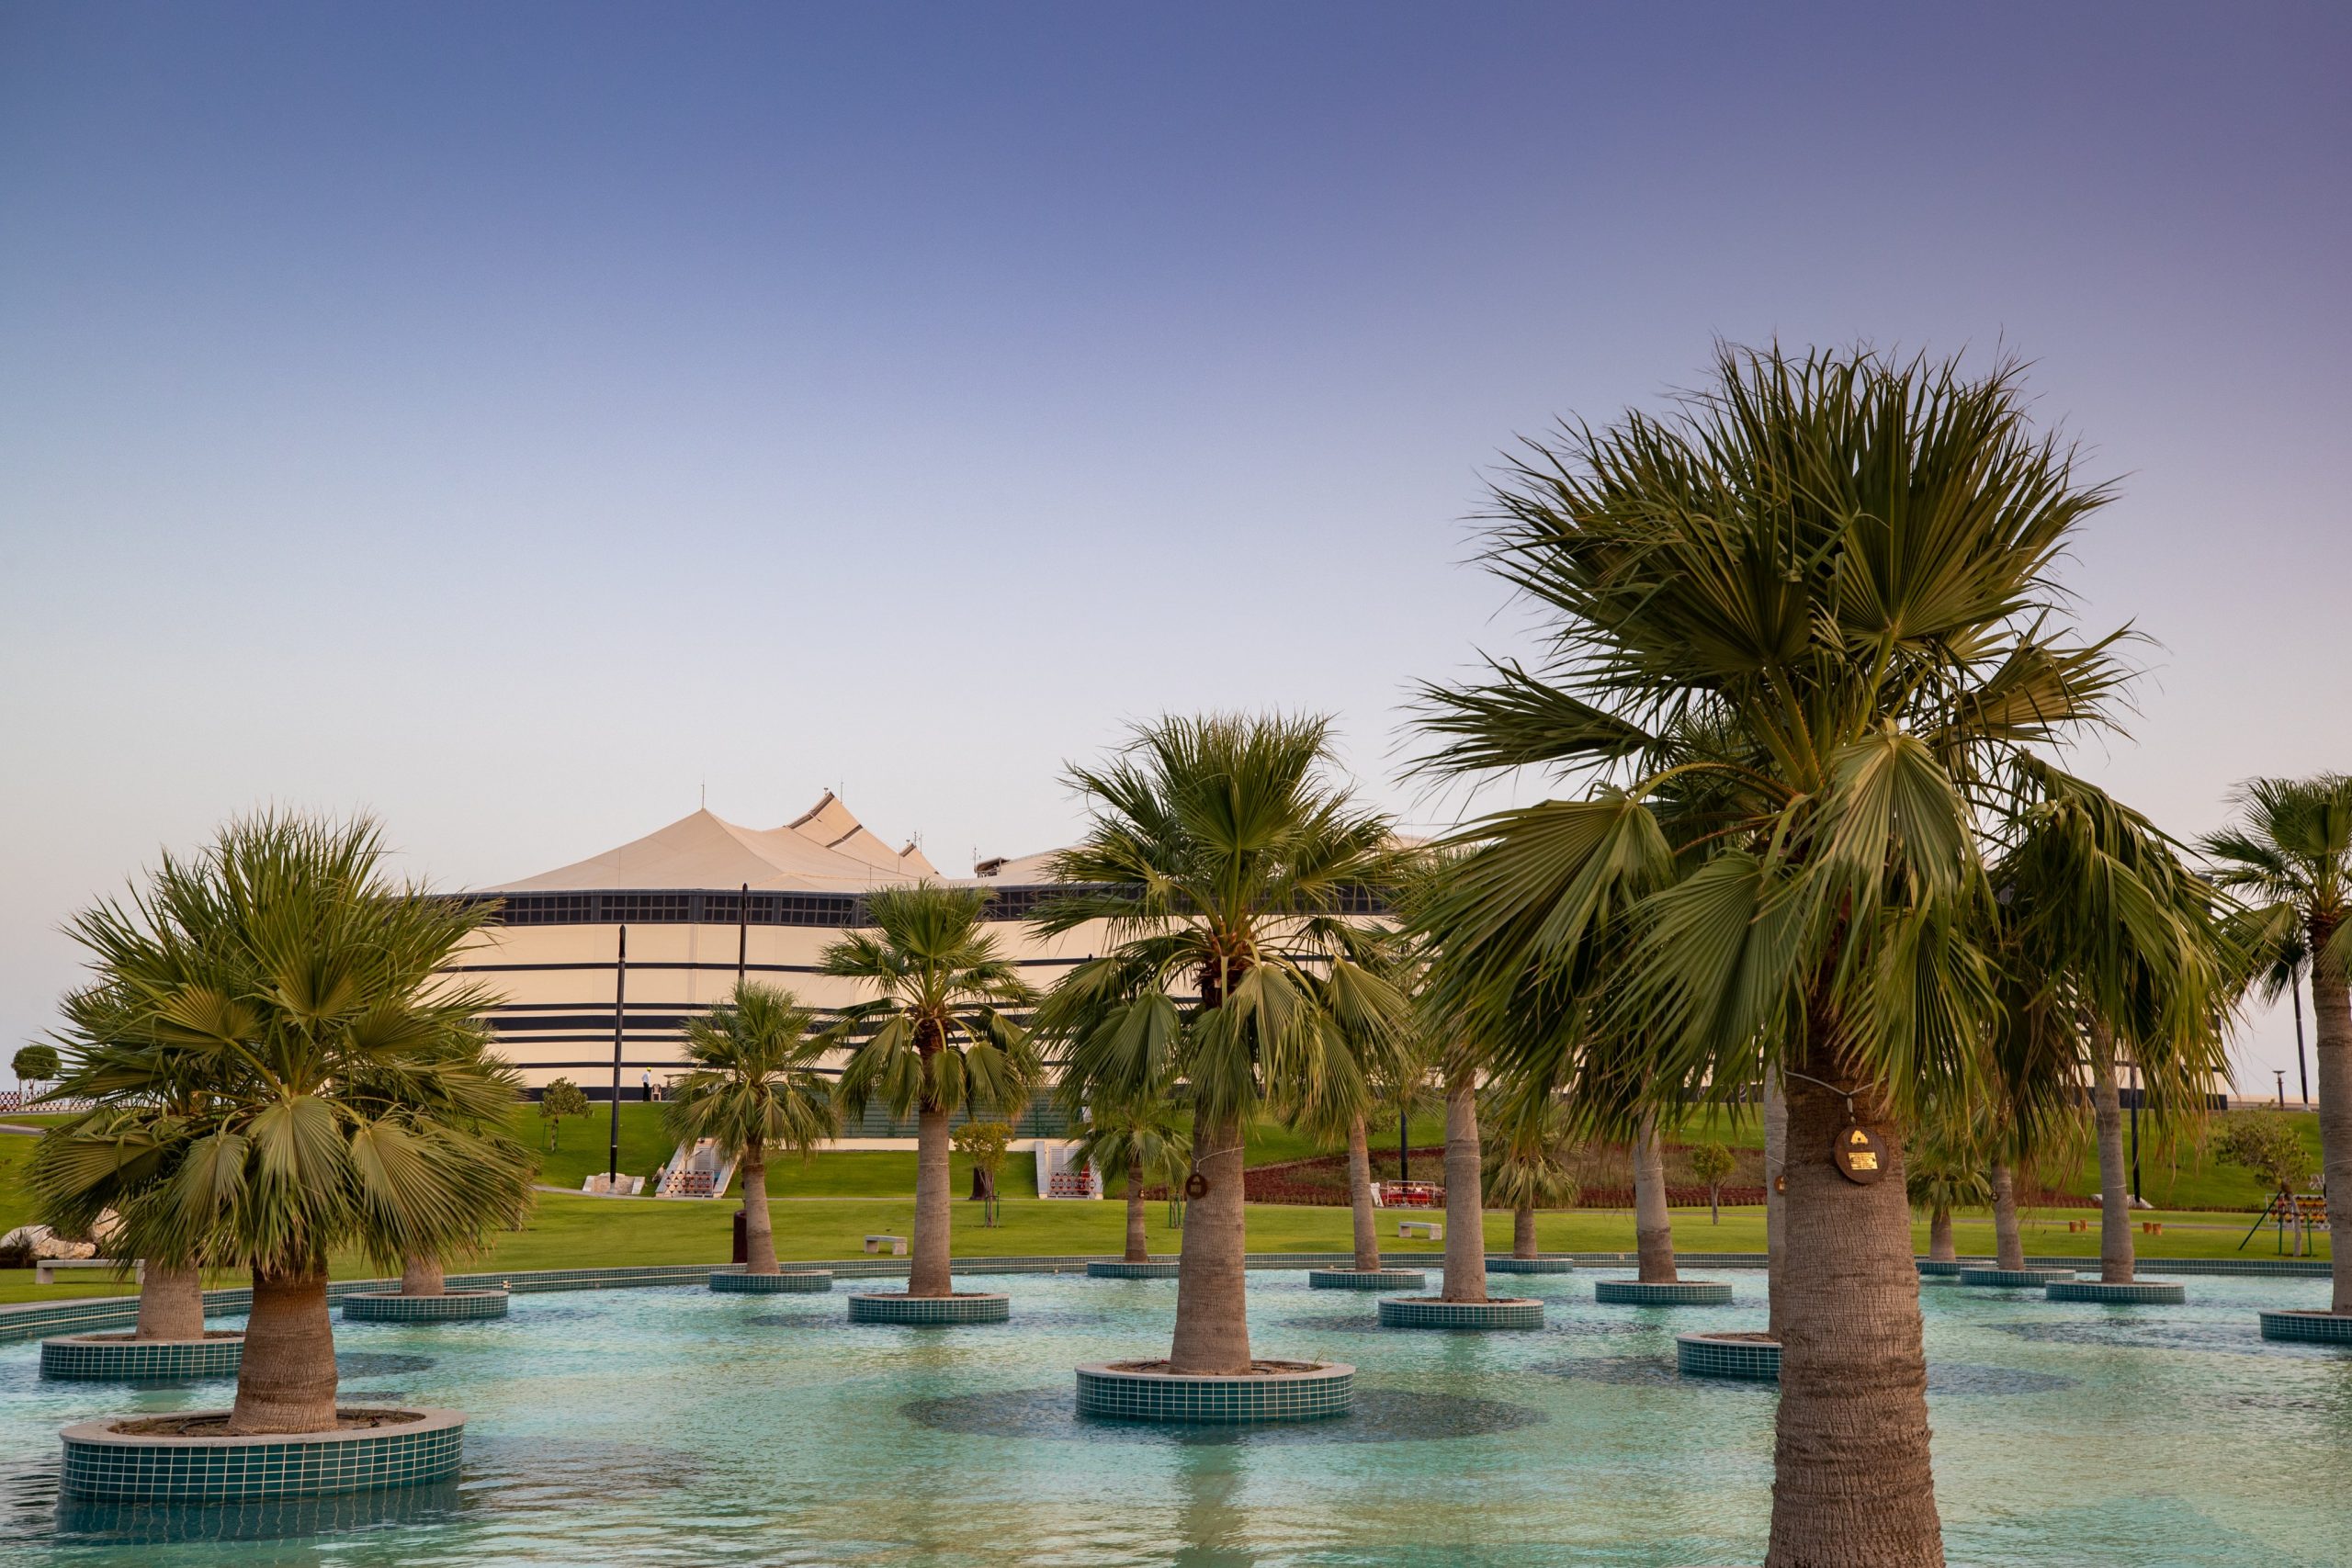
[13,1043,59,1092]
[539,1077,591,1150]
[1688,1142,1736,1224]
[951,1120,1014,1226]
[2214,1114,2318,1255]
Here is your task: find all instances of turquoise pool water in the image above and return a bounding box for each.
[4,1269,2348,1566]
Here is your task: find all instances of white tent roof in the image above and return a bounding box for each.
[487,795,937,893]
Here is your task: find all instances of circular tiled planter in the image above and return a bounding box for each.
[59,1407,464,1501]
[1486,1257,1575,1274]
[2045,1280,2185,1304]
[1075,1359,1352,1424]
[1677,1330,1780,1382]
[1086,1260,1182,1279]
[342,1290,508,1322]
[1307,1268,1428,1290]
[1377,1295,1544,1329]
[1595,1279,1734,1306]
[709,1269,833,1293]
[846,1291,1010,1325]
[40,1332,244,1382]
[1956,1268,2075,1288]
[2258,1309,2352,1345]
[1916,1259,1965,1277]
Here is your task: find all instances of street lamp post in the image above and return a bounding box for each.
[608,924,628,1184]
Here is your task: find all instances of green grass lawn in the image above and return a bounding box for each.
[6,1103,2324,1308]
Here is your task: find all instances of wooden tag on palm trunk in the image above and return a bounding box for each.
[1833,1124,1886,1184]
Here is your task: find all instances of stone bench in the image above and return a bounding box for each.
[35,1258,142,1286]
[1396,1220,1442,1241]
[864,1235,909,1256]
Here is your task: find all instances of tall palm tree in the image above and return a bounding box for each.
[821,884,1039,1298]
[668,982,840,1275]
[2202,774,2352,1314]
[1030,714,1408,1374]
[28,814,532,1434]
[1483,1093,1580,1258]
[1415,344,2139,1566]
[1068,1080,1191,1264]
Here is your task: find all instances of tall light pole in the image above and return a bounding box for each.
[2275,1068,2287,1110]
[608,924,628,1184]
[2292,975,2310,1108]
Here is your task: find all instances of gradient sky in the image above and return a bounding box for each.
[4,2,2347,1092]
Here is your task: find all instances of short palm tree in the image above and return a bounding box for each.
[1030,714,1408,1374]
[1991,765,2230,1283]
[1068,1079,1191,1263]
[1904,1138,1990,1263]
[28,815,533,1434]
[1482,1093,1580,1258]
[668,982,839,1275]
[2202,774,2352,1314]
[1415,344,2143,1565]
[821,884,1040,1298]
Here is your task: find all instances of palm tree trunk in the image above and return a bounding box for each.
[1346,1113,1382,1271]
[1125,1153,1149,1263]
[2088,1026,2134,1284]
[401,1255,446,1297]
[1767,1048,1942,1566]
[2312,945,2352,1314]
[741,1144,778,1274]
[1513,1202,1538,1259]
[227,1264,339,1435]
[910,1101,953,1297]
[1440,1065,1487,1303]
[1633,1111,1677,1284]
[134,1261,205,1340]
[1990,1160,2025,1271]
[1168,1113,1250,1374]
[1765,1070,1787,1337]
[1928,1206,1955,1262]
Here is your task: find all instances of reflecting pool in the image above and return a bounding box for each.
[4,1269,2348,1566]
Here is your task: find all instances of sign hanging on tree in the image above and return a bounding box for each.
[1832,1124,1886,1184]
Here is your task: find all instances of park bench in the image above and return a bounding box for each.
[36,1258,143,1286]
[864,1235,909,1256]
[1396,1220,1442,1241]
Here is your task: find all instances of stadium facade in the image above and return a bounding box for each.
[454,794,1091,1118]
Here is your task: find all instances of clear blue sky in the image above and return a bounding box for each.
[4,3,2346,1092]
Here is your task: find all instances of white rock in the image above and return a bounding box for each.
[0,1224,99,1260]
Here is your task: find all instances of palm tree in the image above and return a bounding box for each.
[1990,765,2230,1284]
[1068,1080,1190,1263]
[2202,774,2352,1314]
[1904,1143,1989,1263]
[1030,714,1408,1374]
[821,884,1039,1298]
[1483,1093,1580,1258]
[28,814,532,1434]
[668,982,840,1275]
[1414,344,2140,1565]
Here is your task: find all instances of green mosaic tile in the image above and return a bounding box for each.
[845,1292,1011,1325]
[2258,1310,2352,1345]
[40,1334,245,1382]
[1676,1331,1781,1382]
[708,1270,833,1293]
[1485,1257,1575,1274]
[59,1408,465,1501]
[1956,1268,2076,1289]
[1085,1261,1182,1279]
[1376,1295,1544,1330]
[2045,1280,2185,1303]
[1074,1363,1352,1424]
[1306,1269,1428,1291]
[341,1292,509,1323]
[1594,1280,1734,1305]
